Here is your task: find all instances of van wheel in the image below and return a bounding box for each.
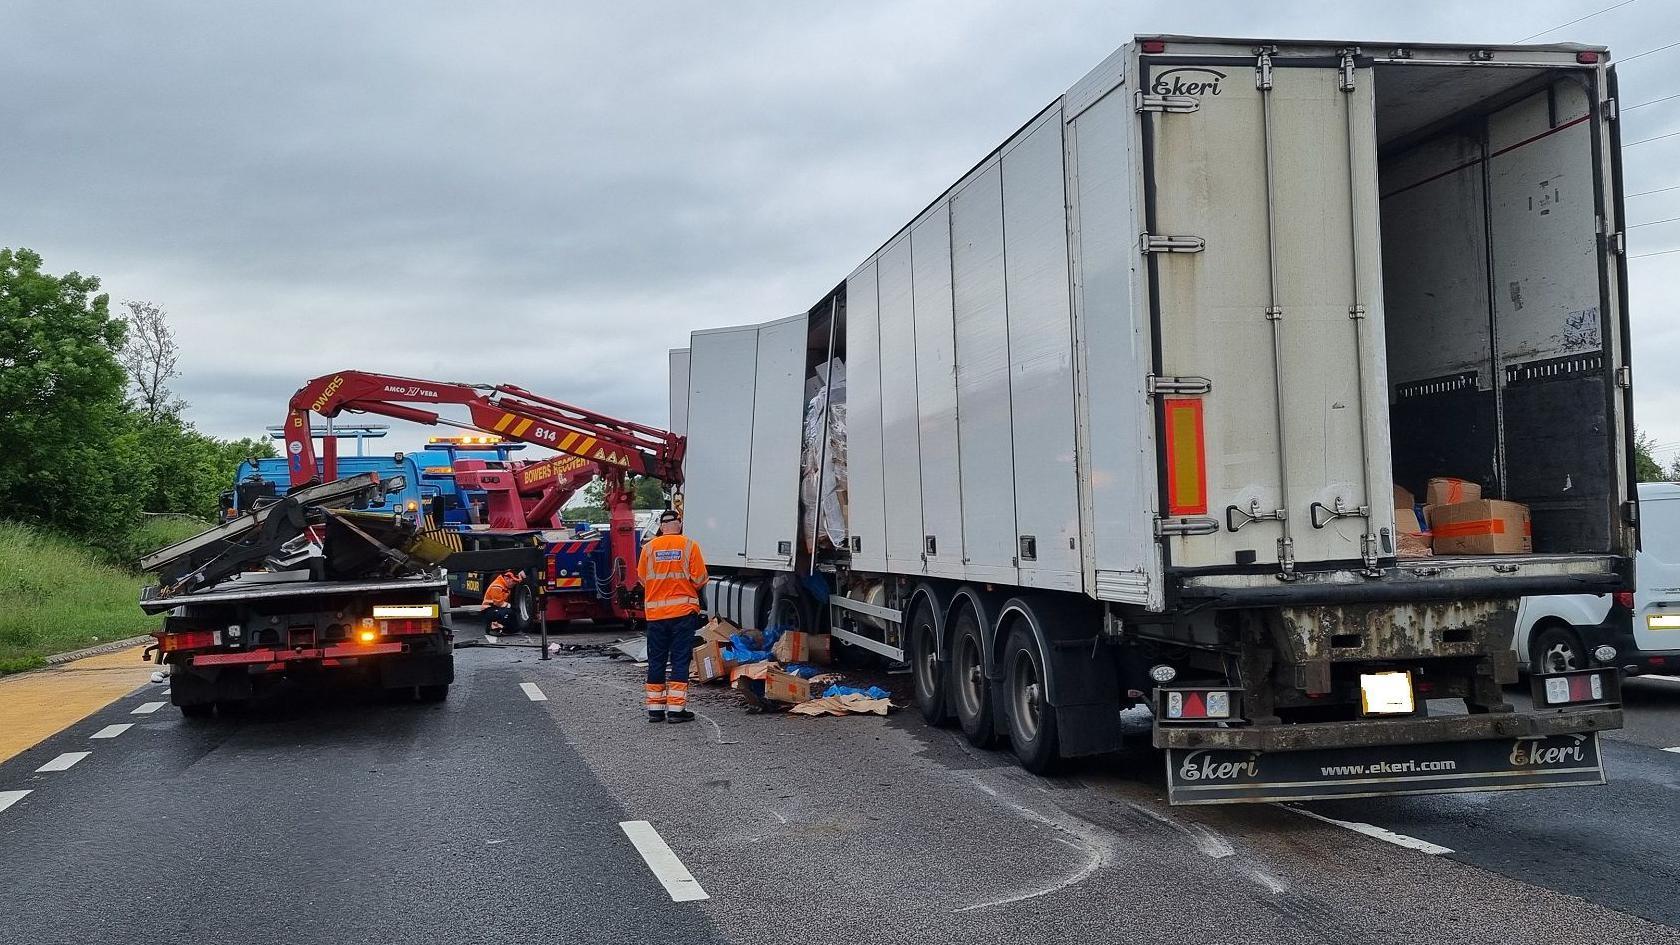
[510,584,537,632]
[1004,623,1059,774]
[1532,625,1586,675]
[907,600,947,726]
[950,606,996,748]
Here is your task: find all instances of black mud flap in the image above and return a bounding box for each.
[1165,732,1605,805]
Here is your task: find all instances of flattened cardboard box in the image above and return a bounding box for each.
[1428,499,1531,555]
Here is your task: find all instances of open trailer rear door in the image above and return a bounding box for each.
[1142,48,1394,576]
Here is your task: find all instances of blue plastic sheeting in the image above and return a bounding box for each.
[724,636,771,664]
[801,574,830,604]
[782,664,824,679]
[820,684,889,700]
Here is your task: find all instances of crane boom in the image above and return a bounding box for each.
[284,370,685,486]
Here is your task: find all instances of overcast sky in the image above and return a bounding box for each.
[6,1,1680,461]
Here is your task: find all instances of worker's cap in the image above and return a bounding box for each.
[659,510,680,523]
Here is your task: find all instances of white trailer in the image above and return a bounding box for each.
[674,35,1635,804]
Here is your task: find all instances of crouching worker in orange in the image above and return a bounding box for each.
[637,509,708,723]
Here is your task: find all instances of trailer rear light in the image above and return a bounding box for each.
[372,604,440,619]
[378,618,436,636]
[1358,671,1415,716]
[1162,398,1208,516]
[1158,687,1241,722]
[1531,667,1620,708]
[1141,39,1167,54]
[160,630,219,652]
[1576,51,1600,64]
[358,629,379,644]
[1614,591,1635,609]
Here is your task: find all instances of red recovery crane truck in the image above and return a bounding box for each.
[285,371,686,624]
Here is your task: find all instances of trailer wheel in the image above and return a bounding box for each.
[510,584,537,633]
[908,599,947,726]
[179,702,214,719]
[950,605,996,748]
[1003,623,1059,773]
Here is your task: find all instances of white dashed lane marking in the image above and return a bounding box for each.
[0,790,30,814]
[619,820,710,902]
[132,702,166,715]
[1284,805,1454,855]
[1663,747,1680,754]
[91,724,133,739]
[36,752,91,773]
[520,682,548,702]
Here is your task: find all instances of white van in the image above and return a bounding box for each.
[1517,481,1680,675]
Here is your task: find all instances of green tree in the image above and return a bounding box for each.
[571,475,665,521]
[1634,430,1666,483]
[0,248,132,541]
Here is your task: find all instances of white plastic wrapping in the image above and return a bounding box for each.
[801,359,848,550]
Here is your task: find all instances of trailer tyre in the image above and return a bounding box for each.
[179,702,214,719]
[510,583,537,633]
[951,605,996,748]
[1003,624,1059,773]
[908,600,947,726]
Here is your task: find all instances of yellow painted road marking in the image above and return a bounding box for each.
[0,646,156,765]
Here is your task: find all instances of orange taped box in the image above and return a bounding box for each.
[1425,477,1482,508]
[689,641,732,684]
[763,668,812,704]
[771,631,832,665]
[1428,499,1531,555]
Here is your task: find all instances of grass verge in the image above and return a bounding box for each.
[0,520,200,675]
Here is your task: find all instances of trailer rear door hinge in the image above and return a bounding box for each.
[1604,97,1618,121]
[1155,516,1220,538]
[1135,90,1199,113]
[1140,233,1205,254]
[1616,365,1632,388]
[1624,499,1639,524]
[1337,49,1358,92]
[1255,45,1277,91]
[1146,374,1213,396]
[1608,230,1626,255]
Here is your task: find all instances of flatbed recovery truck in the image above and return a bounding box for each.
[673,34,1633,804]
[140,473,458,714]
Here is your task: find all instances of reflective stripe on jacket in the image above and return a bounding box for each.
[638,535,708,620]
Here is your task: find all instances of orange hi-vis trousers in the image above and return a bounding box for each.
[645,681,689,713]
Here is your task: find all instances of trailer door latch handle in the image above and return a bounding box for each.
[1227,499,1286,532]
[1309,497,1370,529]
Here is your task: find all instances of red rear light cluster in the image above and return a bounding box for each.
[160,630,217,652]
[1615,590,1635,609]
[379,618,436,637]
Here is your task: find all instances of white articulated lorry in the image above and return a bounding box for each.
[671,35,1637,804]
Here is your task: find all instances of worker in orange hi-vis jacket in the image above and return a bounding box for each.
[480,570,523,635]
[637,509,708,724]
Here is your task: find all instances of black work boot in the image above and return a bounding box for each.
[666,710,695,724]
[648,711,666,723]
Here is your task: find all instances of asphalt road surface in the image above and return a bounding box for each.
[3,634,1678,945]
